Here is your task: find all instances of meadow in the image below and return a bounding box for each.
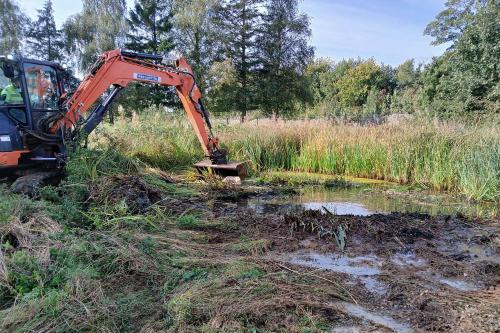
[94,111,500,202]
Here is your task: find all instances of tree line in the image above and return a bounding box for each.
[0,0,497,120]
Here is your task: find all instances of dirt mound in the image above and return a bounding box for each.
[89,175,162,214]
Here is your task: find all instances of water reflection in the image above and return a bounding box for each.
[248,183,497,218]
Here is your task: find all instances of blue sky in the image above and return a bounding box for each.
[19,0,448,66]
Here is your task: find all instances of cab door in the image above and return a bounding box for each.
[0,60,28,157]
[22,63,63,130]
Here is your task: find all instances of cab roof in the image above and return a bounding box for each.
[0,55,63,70]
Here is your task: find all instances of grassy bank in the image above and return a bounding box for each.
[0,149,349,332]
[95,113,499,202]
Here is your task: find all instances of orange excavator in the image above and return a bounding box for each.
[0,49,247,191]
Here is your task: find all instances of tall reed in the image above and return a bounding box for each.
[93,114,499,202]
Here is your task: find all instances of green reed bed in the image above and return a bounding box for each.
[94,114,499,202]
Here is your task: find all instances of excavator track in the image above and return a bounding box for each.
[11,170,62,197]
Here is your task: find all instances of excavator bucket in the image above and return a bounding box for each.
[193,160,250,179]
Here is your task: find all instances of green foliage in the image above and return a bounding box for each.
[7,251,43,296]
[126,0,174,54]
[92,112,203,170]
[63,0,127,71]
[390,86,423,114]
[449,1,499,112]
[305,58,334,105]
[206,59,240,114]
[213,0,264,121]
[424,0,488,45]
[65,146,141,183]
[336,60,388,109]
[396,59,420,88]
[0,0,27,54]
[119,0,176,109]
[257,0,314,118]
[25,0,65,62]
[176,214,200,229]
[172,0,219,87]
[420,0,498,115]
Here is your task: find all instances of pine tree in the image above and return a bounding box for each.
[26,0,65,62]
[0,0,28,55]
[126,0,174,53]
[122,0,176,108]
[257,0,314,118]
[214,0,264,122]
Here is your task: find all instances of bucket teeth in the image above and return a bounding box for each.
[193,160,250,179]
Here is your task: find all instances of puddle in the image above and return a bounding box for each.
[438,278,479,292]
[330,326,361,333]
[391,252,427,267]
[281,251,390,295]
[248,189,380,216]
[247,201,376,216]
[288,252,381,276]
[247,181,497,218]
[360,276,388,295]
[332,302,413,333]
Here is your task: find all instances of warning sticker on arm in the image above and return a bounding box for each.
[133,73,162,83]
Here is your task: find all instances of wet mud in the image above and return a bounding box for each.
[90,176,499,332]
[204,185,500,333]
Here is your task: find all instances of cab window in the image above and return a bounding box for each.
[23,64,61,110]
[0,67,24,105]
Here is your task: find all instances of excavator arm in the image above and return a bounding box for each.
[52,49,225,162]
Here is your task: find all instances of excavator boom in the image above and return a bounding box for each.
[56,50,221,161]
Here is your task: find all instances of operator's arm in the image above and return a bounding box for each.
[52,50,219,158]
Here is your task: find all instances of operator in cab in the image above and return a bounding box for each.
[0,77,23,104]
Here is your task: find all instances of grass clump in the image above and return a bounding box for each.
[177,214,200,229]
[223,260,265,280]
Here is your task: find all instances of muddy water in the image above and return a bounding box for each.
[211,175,499,331]
[331,302,413,333]
[248,180,497,218]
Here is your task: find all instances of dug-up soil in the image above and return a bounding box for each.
[202,185,500,333]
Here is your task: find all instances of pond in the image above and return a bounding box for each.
[247,178,497,218]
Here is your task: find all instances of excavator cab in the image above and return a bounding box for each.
[0,55,67,168]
